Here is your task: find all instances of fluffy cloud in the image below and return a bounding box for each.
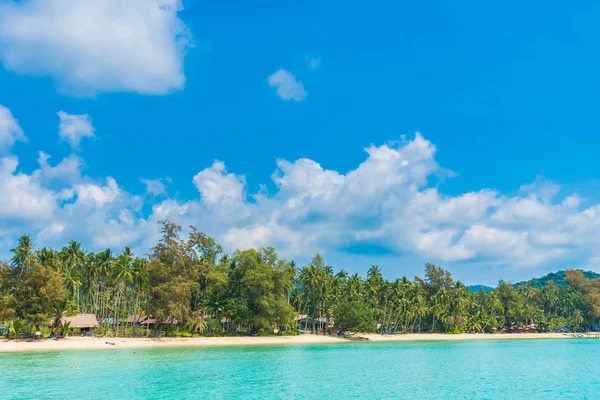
[267,69,307,101]
[57,111,95,148]
[168,133,600,270]
[141,178,167,196]
[0,0,192,96]
[2,121,600,275]
[0,156,57,220]
[71,177,121,208]
[36,151,85,184]
[0,105,26,150]
[193,161,246,206]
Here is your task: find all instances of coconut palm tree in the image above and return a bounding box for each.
[63,265,81,303]
[36,247,59,271]
[59,241,86,273]
[60,321,71,337]
[10,319,24,339]
[10,235,34,277]
[186,311,207,336]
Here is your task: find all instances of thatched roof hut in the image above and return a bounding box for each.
[61,314,99,329]
[120,314,146,324]
[139,316,178,326]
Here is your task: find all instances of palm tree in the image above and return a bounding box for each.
[59,241,86,308]
[10,235,34,277]
[10,319,24,339]
[59,241,86,273]
[60,321,71,337]
[336,269,349,282]
[112,248,134,335]
[430,294,445,332]
[36,247,59,270]
[345,273,364,302]
[63,265,82,303]
[186,311,207,336]
[131,257,149,334]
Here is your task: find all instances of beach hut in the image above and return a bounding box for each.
[61,314,99,336]
[294,315,310,330]
[120,314,146,324]
[138,316,179,328]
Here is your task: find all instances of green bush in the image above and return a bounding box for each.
[448,326,464,334]
[206,318,223,334]
[162,325,177,337]
[334,300,377,334]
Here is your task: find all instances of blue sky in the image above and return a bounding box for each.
[0,0,599,285]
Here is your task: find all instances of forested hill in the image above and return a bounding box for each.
[467,285,494,293]
[514,270,600,289]
[468,270,600,292]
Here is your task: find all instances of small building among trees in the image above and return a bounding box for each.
[61,314,99,336]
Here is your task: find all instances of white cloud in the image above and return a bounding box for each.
[223,214,307,255]
[37,223,65,242]
[36,151,85,183]
[193,160,246,206]
[141,178,166,196]
[267,69,307,101]
[3,122,600,275]
[0,0,192,96]
[0,156,57,220]
[172,133,600,269]
[72,177,120,208]
[0,105,26,150]
[57,111,95,148]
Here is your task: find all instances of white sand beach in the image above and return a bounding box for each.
[0,332,574,352]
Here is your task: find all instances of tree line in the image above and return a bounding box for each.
[1,220,599,338]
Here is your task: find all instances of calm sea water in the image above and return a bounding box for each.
[2,339,598,399]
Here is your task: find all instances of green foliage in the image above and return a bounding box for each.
[448,326,464,334]
[185,311,208,336]
[60,321,71,337]
[227,248,295,333]
[12,263,64,329]
[3,221,600,339]
[515,270,600,289]
[146,221,201,336]
[205,318,223,334]
[10,319,24,339]
[334,300,376,334]
[162,325,177,337]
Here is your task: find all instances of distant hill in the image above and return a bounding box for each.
[467,285,494,293]
[514,269,600,289]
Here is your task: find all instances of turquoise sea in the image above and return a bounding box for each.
[2,339,598,399]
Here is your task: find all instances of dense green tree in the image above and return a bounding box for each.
[334,300,376,335]
[146,220,201,336]
[12,263,64,332]
[2,220,600,338]
[228,248,294,333]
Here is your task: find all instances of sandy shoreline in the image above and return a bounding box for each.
[0,332,576,353]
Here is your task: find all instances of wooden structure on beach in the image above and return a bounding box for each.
[61,314,99,336]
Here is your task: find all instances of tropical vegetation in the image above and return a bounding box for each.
[1,220,599,338]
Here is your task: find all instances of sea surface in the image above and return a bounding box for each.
[2,339,598,399]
